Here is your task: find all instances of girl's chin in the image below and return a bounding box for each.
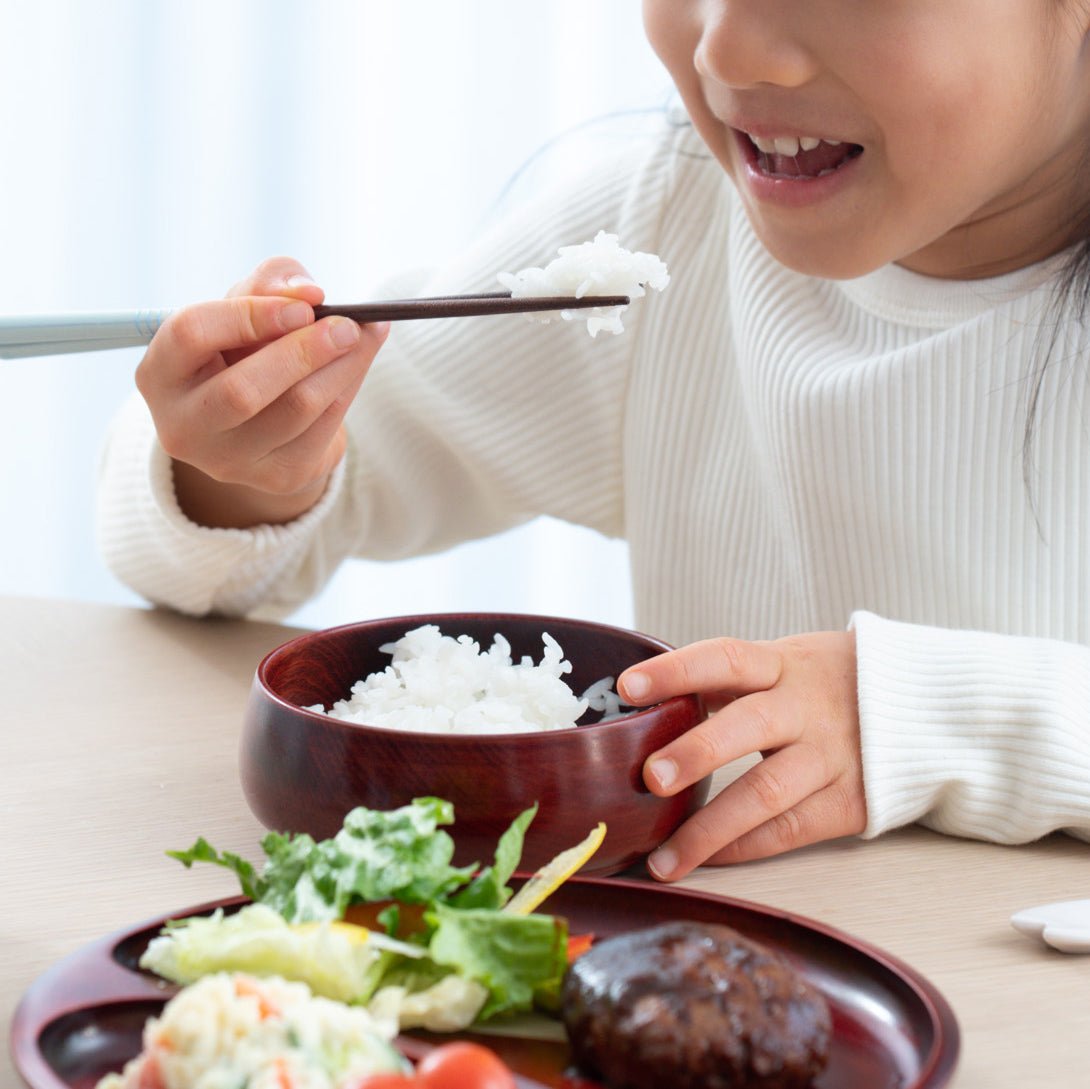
[744,222,891,280]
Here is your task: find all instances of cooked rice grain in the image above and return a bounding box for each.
[309,625,589,734]
[498,230,669,336]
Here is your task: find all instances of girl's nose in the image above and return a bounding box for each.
[694,2,817,90]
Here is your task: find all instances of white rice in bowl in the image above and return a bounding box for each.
[498,230,669,336]
[96,972,406,1089]
[307,624,628,735]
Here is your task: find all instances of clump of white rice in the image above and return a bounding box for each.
[308,624,626,735]
[581,674,627,720]
[498,230,669,336]
[96,972,406,1089]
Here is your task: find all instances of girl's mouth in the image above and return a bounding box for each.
[740,131,863,179]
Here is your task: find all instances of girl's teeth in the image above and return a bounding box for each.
[749,133,843,154]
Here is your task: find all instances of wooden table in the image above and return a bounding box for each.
[3,595,1089,1088]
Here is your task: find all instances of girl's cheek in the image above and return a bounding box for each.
[642,0,698,78]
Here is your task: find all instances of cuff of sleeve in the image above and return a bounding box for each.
[851,610,1090,844]
[96,394,347,617]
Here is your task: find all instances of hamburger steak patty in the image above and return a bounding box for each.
[561,921,831,1089]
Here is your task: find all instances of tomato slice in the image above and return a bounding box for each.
[416,1041,518,1089]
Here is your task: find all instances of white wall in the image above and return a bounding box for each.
[0,0,672,629]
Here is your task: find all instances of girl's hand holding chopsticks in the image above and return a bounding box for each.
[140,257,386,531]
[6,254,630,528]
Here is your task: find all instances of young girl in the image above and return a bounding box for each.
[98,1,1090,882]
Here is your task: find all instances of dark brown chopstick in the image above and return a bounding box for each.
[313,292,630,324]
[0,293,633,360]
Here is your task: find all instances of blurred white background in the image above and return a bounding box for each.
[0,0,671,629]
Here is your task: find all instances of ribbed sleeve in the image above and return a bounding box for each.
[854,611,1090,844]
[95,393,353,617]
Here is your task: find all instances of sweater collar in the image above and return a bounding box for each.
[834,252,1070,330]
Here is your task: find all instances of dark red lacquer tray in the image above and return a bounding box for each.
[11,876,959,1089]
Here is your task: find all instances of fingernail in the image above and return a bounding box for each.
[648,757,677,790]
[621,670,649,701]
[328,318,360,349]
[648,847,677,880]
[286,273,317,288]
[279,301,312,330]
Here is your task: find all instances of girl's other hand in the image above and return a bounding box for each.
[618,631,865,880]
[136,256,389,528]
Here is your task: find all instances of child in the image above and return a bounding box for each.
[98,1,1090,882]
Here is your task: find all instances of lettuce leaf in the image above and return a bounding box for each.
[448,802,537,912]
[166,838,262,900]
[168,797,486,923]
[140,904,404,1003]
[426,901,568,1020]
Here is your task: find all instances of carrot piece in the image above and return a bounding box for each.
[234,975,280,1019]
[567,933,594,961]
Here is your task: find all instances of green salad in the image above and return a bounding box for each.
[144,798,579,1031]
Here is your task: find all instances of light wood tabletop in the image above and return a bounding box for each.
[3,595,1088,1089]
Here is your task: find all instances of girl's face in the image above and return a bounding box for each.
[643,0,1090,279]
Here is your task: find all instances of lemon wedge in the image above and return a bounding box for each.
[504,822,607,915]
[295,919,371,945]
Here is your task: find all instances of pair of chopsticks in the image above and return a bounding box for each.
[0,292,629,359]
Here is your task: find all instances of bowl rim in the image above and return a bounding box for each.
[251,610,701,743]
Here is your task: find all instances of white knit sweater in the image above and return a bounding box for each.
[97,115,1090,848]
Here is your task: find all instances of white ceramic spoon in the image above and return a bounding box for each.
[1010,899,1090,953]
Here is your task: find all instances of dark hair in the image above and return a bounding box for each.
[1023,227,1090,520]
[1022,0,1090,509]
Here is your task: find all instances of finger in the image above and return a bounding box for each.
[619,637,784,707]
[702,780,867,866]
[193,353,363,490]
[186,316,366,434]
[252,377,365,495]
[251,344,372,448]
[646,743,828,882]
[643,690,801,796]
[232,344,377,494]
[141,296,315,390]
[227,255,325,305]
[218,319,385,452]
[161,320,384,492]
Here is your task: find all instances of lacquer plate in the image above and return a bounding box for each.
[11,876,959,1089]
